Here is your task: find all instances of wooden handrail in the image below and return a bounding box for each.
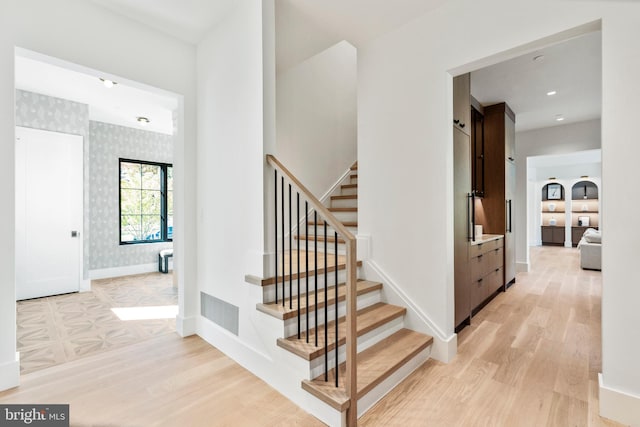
[267,154,358,425]
[267,155,356,242]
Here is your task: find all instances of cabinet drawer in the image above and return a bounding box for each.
[470,255,485,282]
[486,266,504,297]
[471,275,487,308]
[485,247,503,272]
[469,238,501,258]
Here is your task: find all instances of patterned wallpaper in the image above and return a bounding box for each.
[15,89,174,274]
[89,121,173,269]
[15,90,92,278]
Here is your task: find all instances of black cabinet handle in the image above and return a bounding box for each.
[508,157,514,162]
[478,254,483,258]
[460,123,466,128]
[454,119,460,124]
[478,278,483,283]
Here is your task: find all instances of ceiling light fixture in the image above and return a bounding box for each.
[547,90,557,96]
[99,77,117,88]
[136,116,150,125]
[555,115,565,122]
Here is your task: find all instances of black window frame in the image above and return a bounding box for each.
[119,158,173,245]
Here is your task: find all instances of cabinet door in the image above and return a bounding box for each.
[454,127,471,327]
[572,227,585,247]
[541,226,553,244]
[504,160,516,284]
[472,107,485,196]
[505,112,516,162]
[552,227,565,245]
[453,73,471,136]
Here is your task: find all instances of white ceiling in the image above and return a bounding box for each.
[471,31,602,132]
[15,52,177,135]
[90,0,237,44]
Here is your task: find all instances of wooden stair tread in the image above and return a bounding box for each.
[295,235,346,244]
[350,174,358,179]
[301,329,433,411]
[307,220,358,228]
[277,302,406,360]
[257,280,382,320]
[341,184,357,189]
[331,194,357,200]
[350,163,358,171]
[328,207,357,212]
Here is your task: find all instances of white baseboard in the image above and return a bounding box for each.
[362,260,456,363]
[516,262,529,273]
[599,373,640,426]
[0,353,20,392]
[176,315,197,337]
[88,262,172,280]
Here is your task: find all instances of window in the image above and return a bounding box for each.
[119,159,173,244]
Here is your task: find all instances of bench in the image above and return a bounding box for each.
[158,249,173,273]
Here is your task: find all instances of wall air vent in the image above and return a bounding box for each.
[200,292,239,336]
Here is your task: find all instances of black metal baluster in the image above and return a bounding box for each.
[297,193,301,339]
[324,221,328,381]
[314,211,318,348]
[335,231,339,387]
[289,184,292,310]
[305,201,309,343]
[281,177,285,307]
[274,170,278,305]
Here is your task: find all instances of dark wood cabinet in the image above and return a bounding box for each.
[453,73,471,136]
[542,226,564,246]
[482,102,516,286]
[572,226,598,247]
[454,126,471,328]
[471,106,485,197]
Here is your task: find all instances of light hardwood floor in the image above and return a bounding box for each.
[360,246,624,427]
[0,246,623,426]
[17,273,177,374]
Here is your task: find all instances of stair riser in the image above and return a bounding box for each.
[283,290,381,338]
[350,176,358,184]
[303,225,358,236]
[340,187,357,196]
[294,240,346,256]
[262,269,351,303]
[307,315,405,380]
[330,198,358,209]
[329,211,357,223]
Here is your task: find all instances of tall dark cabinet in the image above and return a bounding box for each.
[482,103,516,287]
[453,73,472,328]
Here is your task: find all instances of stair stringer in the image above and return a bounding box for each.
[198,286,345,426]
[361,260,458,363]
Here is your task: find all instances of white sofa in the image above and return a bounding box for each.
[578,228,601,270]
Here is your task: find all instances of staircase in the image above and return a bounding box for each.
[257,157,433,426]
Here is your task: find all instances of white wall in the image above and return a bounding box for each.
[517,120,601,263]
[357,1,640,423]
[276,40,357,197]
[275,0,343,74]
[0,0,197,390]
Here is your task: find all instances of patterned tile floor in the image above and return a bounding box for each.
[17,272,177,374]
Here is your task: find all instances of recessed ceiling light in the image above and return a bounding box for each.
[555,115,565,121]
[547,90,557,96]
[136,116,150,125]
[99,77,117,88]
[533,55,545,62]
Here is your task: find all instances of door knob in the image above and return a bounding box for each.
[71,231,78,238]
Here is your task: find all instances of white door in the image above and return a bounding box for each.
[16,127,83,300]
